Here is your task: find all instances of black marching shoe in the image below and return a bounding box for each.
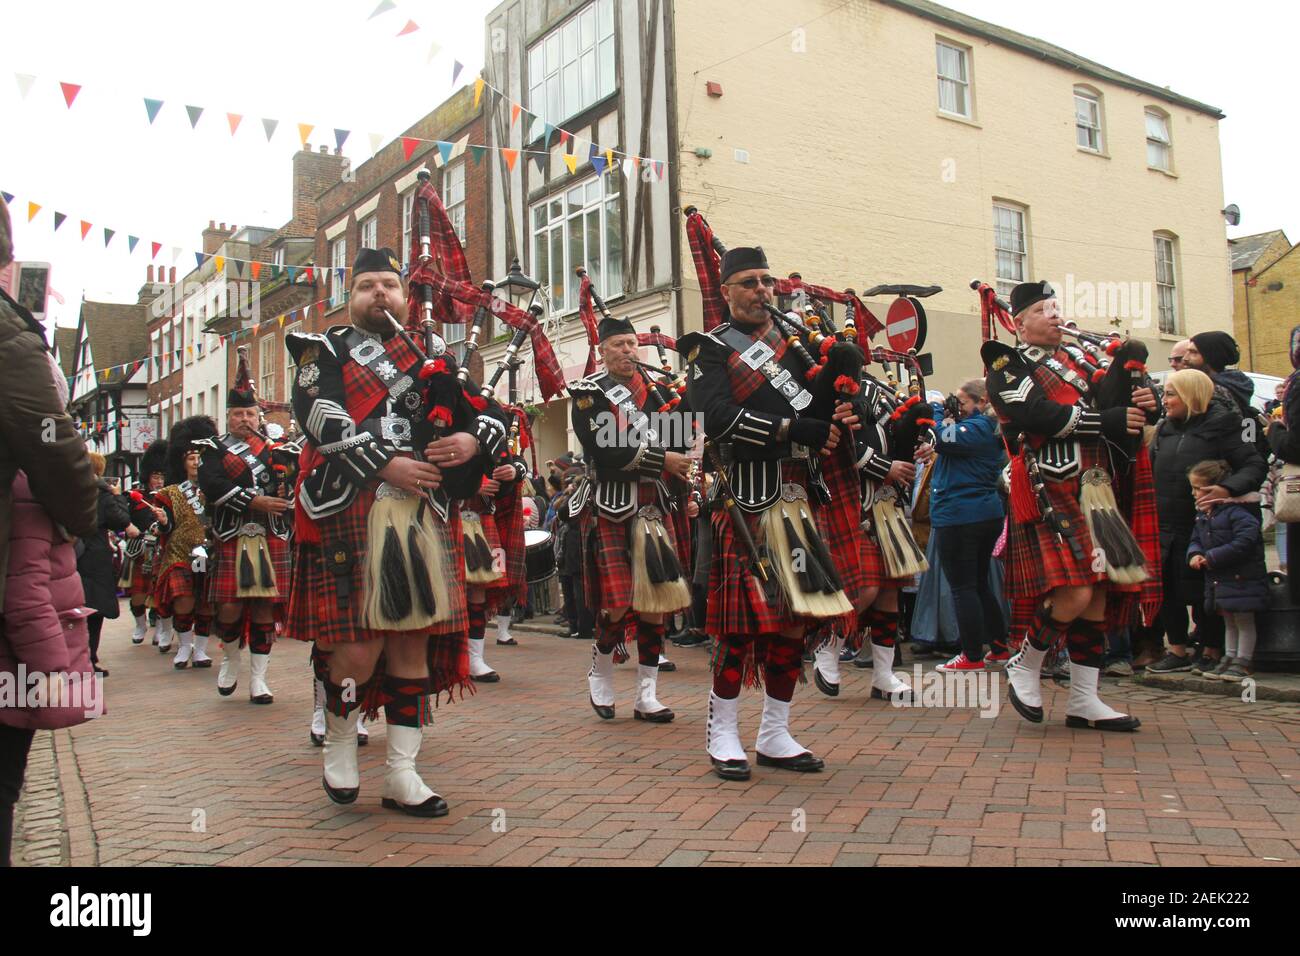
[813,667,839,697]
[589,695,615,720]
[322,777,359,805]
[310,731,324,747]
[633,707,674,723]
[381,795,449,818]
[1065,714,1142,732]
[756,751,825,772]
[471,671,501,684]
[711,757,751,781]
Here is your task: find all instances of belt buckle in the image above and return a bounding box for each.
[380,414,412,444]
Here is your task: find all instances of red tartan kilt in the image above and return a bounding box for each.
[581,482,687,616]
[1005,478,1103,598]
[813,453,870,603]
[128,556,153,595]
[284,490,469,645]
[206,534,291,606]
[152,561,201,616]
[857,535,914,590]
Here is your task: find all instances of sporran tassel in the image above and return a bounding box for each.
[408,525,437,617]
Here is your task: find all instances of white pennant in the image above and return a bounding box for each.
[622,157,635,179]
[451,134,469,159]
[14,73,35,99]
[369,132,384,155]
[171,247,182,263]
[426,39,442,63]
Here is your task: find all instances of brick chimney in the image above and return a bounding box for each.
[138,264,164,308]
[201,219,235,256]
[291,147,349,234]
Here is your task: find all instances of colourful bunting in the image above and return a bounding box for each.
[227,113,243,135]
[452,61,464,86]
[469,145,485,165]
[251,261,261,280]
[397,19,418,36]
[474,77,484,109]
[59,82,81,108]
[53,211,66,231]
[591,150,607,176]
[214,256,224,273]
[502,148,519,171]
[195,252,208,269]
[80,220,92,240]
[26,202,40,222]
[510,103,521,126]
[563,154,578,175]
[334,128,350,150]
[185,105,203,128]
[262,118,278,141]
[128,236,138,253]
[151,241,161,259]
[369,132,384,155]
[437,140,454,164]
[103,228,114,247]
[297,123,314,148]
[401,137,419,161]
[0,192,13,205]
[144,98,164,124]
[14,74,35,100]
[426,39,442,63]
[368,0,395,18]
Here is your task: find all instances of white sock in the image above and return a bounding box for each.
[1223,613,1239,659]
[1235,613,1257,662]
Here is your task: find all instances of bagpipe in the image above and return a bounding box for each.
[971,281,1151,585]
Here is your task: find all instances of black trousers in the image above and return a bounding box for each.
[560,574,593,637]
[0,725,37,867]
[87,613,104,664]
[1158,540,1225,652]
[936,518,1006,662]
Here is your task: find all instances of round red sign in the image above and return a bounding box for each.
[886,297,927,352]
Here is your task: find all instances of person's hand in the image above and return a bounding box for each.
[125,523,140,540]
[789,417,832,450]
[833,401,860,430]
[107,481,122,495]
[379,457,443,494]
[152,506,169,527]
[914,442,934,462]
[686,499,700,519]
[251,495,292,514]
[425,432,481,468]
[492,464,516,482]
[886,460,916,485]
[1132,387,1158,413]
[1189,554,1208,571]
[821,422,842,453]
[1125,407,1146,434]
[663,451,692,481]
[1194,484,1230,508]
[481,479,501,496]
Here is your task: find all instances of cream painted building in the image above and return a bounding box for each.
[482,0,1232,463]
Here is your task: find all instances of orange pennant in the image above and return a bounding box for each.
[251,261,262,281]
[214,256,225,273]
[80,220,92,240]
[298,123,314,148]
[397,19,418,35]
[474,77,484,109]
[510,103,521,126]
[26,202,40,222]
[502,148,519,171]
[227,113,243,135]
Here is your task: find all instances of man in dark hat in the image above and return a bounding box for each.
[569,312,694,726]
[1185,329,1259,424]
[124,441,171,647]
[982,280,1160,732]
[149,416,218,669]
[284,247,501,816]
[681,245,850,781]
[194,362,292,704]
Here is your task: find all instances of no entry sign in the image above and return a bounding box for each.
[886,297,927,353]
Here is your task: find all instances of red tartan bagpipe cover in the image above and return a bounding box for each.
[405,176,566,402]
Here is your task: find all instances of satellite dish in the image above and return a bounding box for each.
[1222,204,1241,227]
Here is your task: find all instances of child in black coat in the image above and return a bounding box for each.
[1187,460,1269,681]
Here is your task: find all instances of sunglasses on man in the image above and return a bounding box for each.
[724,275,777,290]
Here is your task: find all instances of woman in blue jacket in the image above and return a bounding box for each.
[931,380,1008,672]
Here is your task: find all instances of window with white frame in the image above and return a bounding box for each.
[330,237,347,308]
[273,246,286,267]
[936,40,971,118]
[1146,109,1172,171]
[151,334,160,383]
[442,162,466,244]
[284,321,301,392]
[1154,234,1179,335]
[360,215,377,252]
[530,168,623,313]
[259,333,277,399]
[1074,88,1103,152]
[528,0,615,130]
[993,203,1028,298]
[401,191,414,267]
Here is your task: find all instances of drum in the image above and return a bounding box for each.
[525,529,556,584]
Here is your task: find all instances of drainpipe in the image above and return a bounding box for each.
[1244,272,1255,371]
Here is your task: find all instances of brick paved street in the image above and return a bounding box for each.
[14,613,1300,867]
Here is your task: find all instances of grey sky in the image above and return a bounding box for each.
[7,0,1295,336]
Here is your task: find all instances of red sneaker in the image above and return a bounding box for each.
[936,653,985,673]
[983,650,1012,667]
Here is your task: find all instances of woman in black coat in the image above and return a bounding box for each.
[1267,350,1300,601]
[1147,369,1267,674]
[76,454,132,675]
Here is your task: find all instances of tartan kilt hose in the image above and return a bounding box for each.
[152,561,202,617]
[581,481,687,617]
[285,489,469,646]
[206,533,291,607]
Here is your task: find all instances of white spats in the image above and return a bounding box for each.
[248,652,273,702]
[755,695,808,759]
[814,634,844,687]
[323,710,361,791]
[217,642,241,694]
[588,645,616,707]
[468,637,497,679]
[311,680,327,738]
[495,614,513,643]
[156,617,174,651]
[1066,662,1131,722]
[383,724,436,806]
[706,691,746,762]
[1006,642,1047,710]
[634,664,669,715]
[131,616,147,643]
[191,635,212,666]
[870,643,910,695]
[171,631,195,668]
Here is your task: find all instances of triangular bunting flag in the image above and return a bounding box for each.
[297,123,314,148]
[469,145,486,165]
[54,211,66,231]
[397,19,418,36]
[436,140,454,164]
[144,98,164,124]
[401,137,420,161]
[128,236,139,253]
[278,315,285,328]
[605,149,615,168]
[426,39,442,63]
[214,256,225,273]
[367,0,395,18]
[227,112,243,135]
[287,266,298,283]
[451,61,464,85]
[474,77,484,109]
[233,260,245,278]
[103,228,114,247]
[655,160,665,180]
[185,105,203,128]
[336,267,345,285]
[563,154,578,175]
[334,128,350,151]
[195,252,207,269]
[502,148,519,171]
[0,191,13,205]
[369,132,384,155]
[14,74,35,100]
[271,265,282,279]
[452,134,469,158]
[59,82,81,108]
[510,103,521,126]
[171,247,182,262]
[543,123,554,145]
[591,152,607,176]
[151,241,161,259]
[26,202,39,222]
[251,261,261,281]
[79,220,92,240]
[304,267,314,284]
[532,155,547,177]
[560,129,572,146]
[262,117,279,141]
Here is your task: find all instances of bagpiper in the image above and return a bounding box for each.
[984,280,1160,731]
[285,247,501,816]
[124,442,170,649]
[570,313,693,724]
